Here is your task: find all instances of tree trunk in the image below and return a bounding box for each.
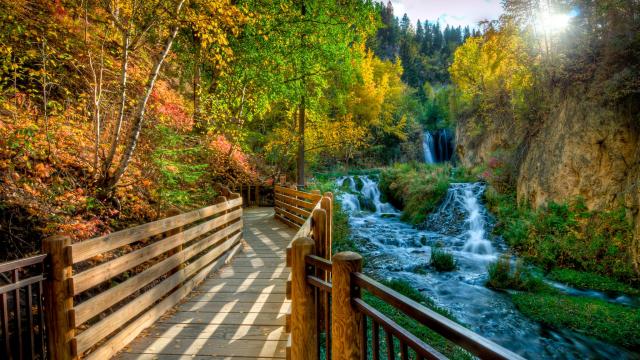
[103,29,130,177]
[296,96,306,188]
[105,0,186,190]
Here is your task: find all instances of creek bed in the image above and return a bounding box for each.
[337,176,638,360]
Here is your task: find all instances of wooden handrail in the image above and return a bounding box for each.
[42,194,244,360]
[353,272,524,360]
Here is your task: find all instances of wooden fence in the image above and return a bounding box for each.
[0,254,47,360]
[36,193,243,360]
[277,187,524,360]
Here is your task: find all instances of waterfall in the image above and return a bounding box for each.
[427,183,493,255]
[423,131,436,164]
[337,176,397,215]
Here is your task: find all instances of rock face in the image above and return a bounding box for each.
[456,97,640,271]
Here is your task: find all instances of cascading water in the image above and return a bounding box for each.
[428,183,493,254]
[336,177,636,359]
[337,176,398,215]
[422,131,436,164]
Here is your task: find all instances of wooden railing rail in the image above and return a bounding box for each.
[43,193,243,360]
[0,254,47,360]
[352,272,524,360]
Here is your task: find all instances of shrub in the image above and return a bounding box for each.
[430,247,456,271]
[486,255,547,292]
[379,163,476,225]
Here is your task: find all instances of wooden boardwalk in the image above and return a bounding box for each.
[116,208,294,359]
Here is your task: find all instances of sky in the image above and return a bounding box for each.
[389,0,504,28]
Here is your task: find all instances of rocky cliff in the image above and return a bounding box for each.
[456,97,640,272]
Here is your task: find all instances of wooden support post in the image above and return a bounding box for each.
[42,235,76,360]
[332,251,363,360]
[166,209,184,273]
[311,208,327,259]
[321,193,333,259]
[291,237,317,360]
[255,185,260,207]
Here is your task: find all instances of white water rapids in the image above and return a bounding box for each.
[334,175,636,359]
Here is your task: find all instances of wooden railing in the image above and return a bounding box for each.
[281,187,524,360]
[272,185,333,360]
[0,254,47,359]
[41,193,243,360]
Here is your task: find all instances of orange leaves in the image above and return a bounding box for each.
[34,163,53,178]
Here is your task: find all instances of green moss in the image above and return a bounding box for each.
[379,162,477,225]
[548,269,640,296]
[511,292,640,349]
[431,247,456,271]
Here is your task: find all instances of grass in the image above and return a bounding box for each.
[379,162,477,225]
[511,292,640,349]
[547,268,640,296]
[430,246,456,271]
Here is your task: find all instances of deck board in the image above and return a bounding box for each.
[115,208,294,359]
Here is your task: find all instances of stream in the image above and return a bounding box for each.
[336,176,639,360]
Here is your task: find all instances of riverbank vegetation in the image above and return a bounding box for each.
[486,255,640,349]
[379,163,476,224]
[485,190,638,285]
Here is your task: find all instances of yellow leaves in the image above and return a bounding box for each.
[450,24,533,107]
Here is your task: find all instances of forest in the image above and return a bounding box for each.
[1,0,639,359]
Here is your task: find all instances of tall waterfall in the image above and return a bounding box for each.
[423,131,436,164]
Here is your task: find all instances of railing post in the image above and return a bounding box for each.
[321,193,333,259]
[291,237,317,360]
[167,209,184,273]
[332,251,363,360]
[42,235,76,360]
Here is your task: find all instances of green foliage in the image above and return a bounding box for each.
[548,269,639,296]
[486,255,547,292]
[151,126,211,207]
[511,292,640,349]
[430,246,456,272]
[486,191,638,284]
[379,162,476,224]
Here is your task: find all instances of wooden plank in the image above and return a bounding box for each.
[156,312,285,326]
[275,193,316,211]
[274,213,299,230]
[193,283,286,294]
[73,211,242,295]
[274,208,306,226]
[274,199,311,218]
[187,291,287,303]
[178,300,289,314]
[72,198,242,263]
[74,229,243,326]
[136,323,286,340]
[123,338,287,358]
[286,273,291,300]
[76,233,242,354]
[275,186,321,202]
